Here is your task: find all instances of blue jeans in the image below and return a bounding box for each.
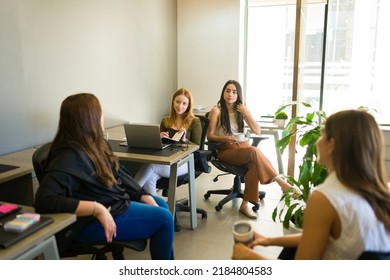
[76,195,174,260]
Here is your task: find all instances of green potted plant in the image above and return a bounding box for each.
[271,102,328,230]
[273,111,288,128]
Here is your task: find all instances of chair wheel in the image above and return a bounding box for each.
[204,193,210,199]
[259,191,266,200]
[175,224,182,232]
[112,252,125,260]
[215,205,222,211]
[252,204,260,212]
[94,253,108,260]
[201,212,207,219]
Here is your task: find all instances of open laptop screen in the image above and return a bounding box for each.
[123,123,171,150]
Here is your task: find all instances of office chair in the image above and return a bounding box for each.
[32,142,147,260]
[203,112,266,212]
[156,115,211,232]
[278,247,390,260]
[358,251,390,260]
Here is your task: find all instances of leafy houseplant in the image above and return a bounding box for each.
[273,111,288,128]
[271,102,328,230]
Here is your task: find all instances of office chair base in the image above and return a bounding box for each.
[205,189,264,212]
[204,174,266,212]
[174,199,208,232]
[92,245,125,260]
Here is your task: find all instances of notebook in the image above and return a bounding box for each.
[162,130,184,144]
[0,215,54,248]
[0,203,22,220]
[122,123,171,150]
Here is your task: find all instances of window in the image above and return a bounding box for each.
[245,0,390,124]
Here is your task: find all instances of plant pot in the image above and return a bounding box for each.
[273,119,286,128]
[283,221,302,235]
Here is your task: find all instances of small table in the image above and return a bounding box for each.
[107,125,199,229]
[0,203,76,260]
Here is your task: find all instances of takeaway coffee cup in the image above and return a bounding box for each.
[232,220,253,245]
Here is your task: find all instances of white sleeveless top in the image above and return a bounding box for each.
[315,172,390,259]
[215,112,240,136]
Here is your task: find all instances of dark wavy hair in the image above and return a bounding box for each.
[51,93,119,187]
[217,80,244,135]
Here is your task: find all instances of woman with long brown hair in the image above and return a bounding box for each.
[35,93,174,260]
[233,109,390,259]
[207,80,299,219]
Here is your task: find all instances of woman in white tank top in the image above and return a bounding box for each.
[207,80,300,219]
[232,109,390,259]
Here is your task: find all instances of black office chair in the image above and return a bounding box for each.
[156,115,211,232]
[358,251,390,260]
[203,112,266,212]
[32,142,147,260]
[278,247,390,260]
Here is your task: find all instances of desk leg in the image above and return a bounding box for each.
[167,155,198,230]
[261,130,284,174]
[273,132,284,174]
[167,162,178,216]
[187,154,197,230]
[14,236,59,260]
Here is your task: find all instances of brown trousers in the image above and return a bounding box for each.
[217,141,278,202]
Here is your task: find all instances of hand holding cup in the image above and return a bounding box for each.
[232,220,253,245]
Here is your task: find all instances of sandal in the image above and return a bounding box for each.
[282,186,302,199]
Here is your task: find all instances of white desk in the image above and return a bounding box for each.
[107,125,199,229]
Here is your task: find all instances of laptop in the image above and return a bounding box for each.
[122,123,171,150]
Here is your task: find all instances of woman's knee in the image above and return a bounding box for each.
[153,207,174,232]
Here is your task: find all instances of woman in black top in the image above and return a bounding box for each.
[34,93,174,260]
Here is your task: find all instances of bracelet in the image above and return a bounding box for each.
[93,201,96,217]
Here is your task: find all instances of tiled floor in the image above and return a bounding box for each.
[63,138,287,260]
[120,171,284,260]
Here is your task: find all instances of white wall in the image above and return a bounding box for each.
[0,0,243,155]
[0,0,177,155]
[177,0,241,111]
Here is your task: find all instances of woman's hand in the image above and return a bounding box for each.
[236,103,250,117]
[140,194,159,206]
[232,243,263,260]
[160,131,170,139]
[236,103,261,135]
[179,128,187,142]
[95,202,117,243]
[247,231,270,248]
[226,135,236,143]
